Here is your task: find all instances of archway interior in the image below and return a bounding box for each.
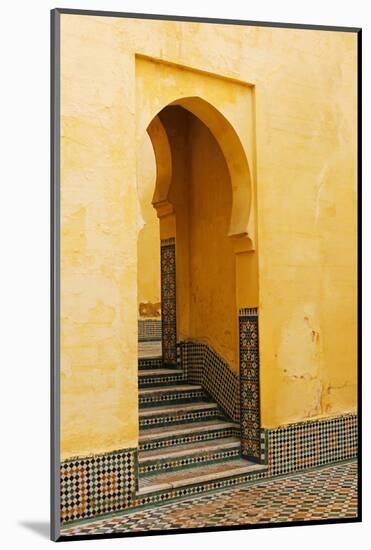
[146,105,237,370]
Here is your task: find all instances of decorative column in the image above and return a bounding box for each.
[239,307,261,462]
[160,237,177,367]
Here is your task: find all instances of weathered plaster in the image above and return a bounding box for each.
[60,15,357,457]
[137,132,161,314]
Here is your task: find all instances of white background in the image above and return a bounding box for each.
[0,0,368,548]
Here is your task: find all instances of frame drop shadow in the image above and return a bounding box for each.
[18,521,49,539]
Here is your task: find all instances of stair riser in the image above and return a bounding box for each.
[136,468,267,504]
[138,361,180,372]
[139,427,239,452]
[139,448,241,476]
[139,391,205,408]
[138,358,163,370]
[139,374,186,387]
[139,409,222,429]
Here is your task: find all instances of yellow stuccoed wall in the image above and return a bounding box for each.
[188,114,237,371]
[60,14,357,458]
[137,134,161,316]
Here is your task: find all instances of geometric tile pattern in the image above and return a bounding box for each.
[161,238,177,366]
[138,387,205,409]
[179,340,204,384]
[138,371,185,388]
[60,449,136,524]
[267,414,358,477]
[61,461,358,535]
[139,448,241,476]
[138,357,163,370]
[60,456,94,524]
[139,407,221,429]
[134,465,268,509]
[180,341,240,421]
[60,412,357,526]
[139,426,239,452]
[239,308,261,462]
[138,319,162,342]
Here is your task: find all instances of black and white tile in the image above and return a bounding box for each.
[60,449,136,524]
[161,238,177,366]
[239,308,261,462]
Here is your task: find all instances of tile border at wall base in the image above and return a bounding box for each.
[60,413,357,526]
[60,448,137,524]
[265,412,357,477]
[61,457,357,529]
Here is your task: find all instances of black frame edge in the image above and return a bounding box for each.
[54,8,361,33]
[58,516,361,542]
[51,7,61,543]
[356,27,362,524]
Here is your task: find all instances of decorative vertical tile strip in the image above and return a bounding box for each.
[239,307,262,462]
[60,448,136,525]
[161,238,177,366]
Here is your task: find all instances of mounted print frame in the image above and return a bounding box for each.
[51,8,361,542]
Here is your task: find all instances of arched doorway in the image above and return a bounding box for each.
[146,98,255,368]
[152,104,237,369]
[136,97,263,497]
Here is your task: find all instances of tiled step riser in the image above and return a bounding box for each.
[138,358,163,371]
[139,448,241,476]
[138,365,181,372]
[135,469,267,507]
[139,427,239,452]
[139,391,206,408]
[139,409,222,430]
[139,374,186,388]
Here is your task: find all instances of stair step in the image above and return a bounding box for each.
[139,437,241,475]
[139,402,221,429]
[139,384,202,394]
[138,357,163,371]
[138,341,162,359]
[139,401,219,417]
[139,369,185,387]
[139,419,239,451]
[140,436,240,461]
[139,384,205,407]
[139,369,184,377]
[137,458,265,496]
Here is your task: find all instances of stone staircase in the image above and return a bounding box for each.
[136,356,264,498]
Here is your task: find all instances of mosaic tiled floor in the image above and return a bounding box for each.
[61,460,358,536]
[139,341,162,358]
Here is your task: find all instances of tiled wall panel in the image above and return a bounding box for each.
[266,414,357,476]
[60,414,357,525]
[160,238,177,366]
[239,308,261,462]
[180,341,240,421]
[60,449,136,524]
